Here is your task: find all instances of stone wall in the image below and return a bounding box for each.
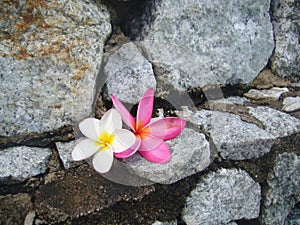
[0,0,299,224]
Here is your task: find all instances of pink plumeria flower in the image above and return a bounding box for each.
[111,88,186,163]
[72,109,136,173]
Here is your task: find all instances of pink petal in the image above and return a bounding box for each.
[136,88,154,129]
[111,94,136,131]
[147,117,186,140]
[114,138,141,158]
[139,141,171,163]
[139,135,164,152]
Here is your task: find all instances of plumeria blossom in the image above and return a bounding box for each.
[111,88,186,163]
[72,109,136,173]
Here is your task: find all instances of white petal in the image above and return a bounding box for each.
[111,129,136,153]
[100,109,122,134]
[79,118,101,141]
[92,149,114,173]
[72,139,100,161]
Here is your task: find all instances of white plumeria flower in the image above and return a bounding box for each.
[72,109,136,173]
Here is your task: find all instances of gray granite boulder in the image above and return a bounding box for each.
[55,138,85,169]
[182,168,261,225]
[0,0,111,137]
[244,87,289,101]
[0,146,51,181]
[283,97,300,112]
[248,106,300,138]
[178,108,275,160]
[130,0,273,90]
[103,42,156,104]
[123,128,213,184]
[285,206,300,225]
[270,0,300,80]
[260,153,300,225]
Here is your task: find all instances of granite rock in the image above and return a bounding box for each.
[260,153,300,225]
[103,42,156,104]
[0,0,111,137]
[123,128,212,184]
[285,206,300,225]
[226,222,238,225]
[283,97,300,112]
[152,220,177,225]
[55,138,85,169]
[0,146,51,181]
[182,168,261,225]
[270,0,300,80]
[179,108,275,160]
[244,87,289,101]
[130,0,273,90]
[248,106,300,138]
[292,82,300,87]
[210,96,250,105]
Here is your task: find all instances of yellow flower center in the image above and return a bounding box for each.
[135,121,151,139]
[98,131,115,150]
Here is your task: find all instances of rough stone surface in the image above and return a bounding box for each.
[182,168,261,225]
[270,0,300,80]
[249,69,290,89]
[180,108,275,160]
[260,153,300,225]
[152,220,177,225]
[244,87,289,101]
[0,193,33,225]
[103,42,156,104]
[123,128,212,184]
[34,164,155,224]
[0,146,51,181]
[285,206,300,225]
[130,0,274,90]
[248,106,300,138]
[0,0,111,137]
[56,138,85,169]
[283,97,300,112]
[292,82,300,87]
[210,96,250,105]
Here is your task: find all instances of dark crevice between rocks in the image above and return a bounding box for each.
[0,125,74,150]
[0,145,65,196]
[129,97,178,118]
[257,132,300,223]
[47,144,66,173]
[100,0,149,41]
[65,171,202,225]
[236,218,260,225]
[187,83,251,107]
[0,171,45,196]
[0,180,29,196]
[98,87,180,119]
[234,132,300,185]
[121,0,157,40]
